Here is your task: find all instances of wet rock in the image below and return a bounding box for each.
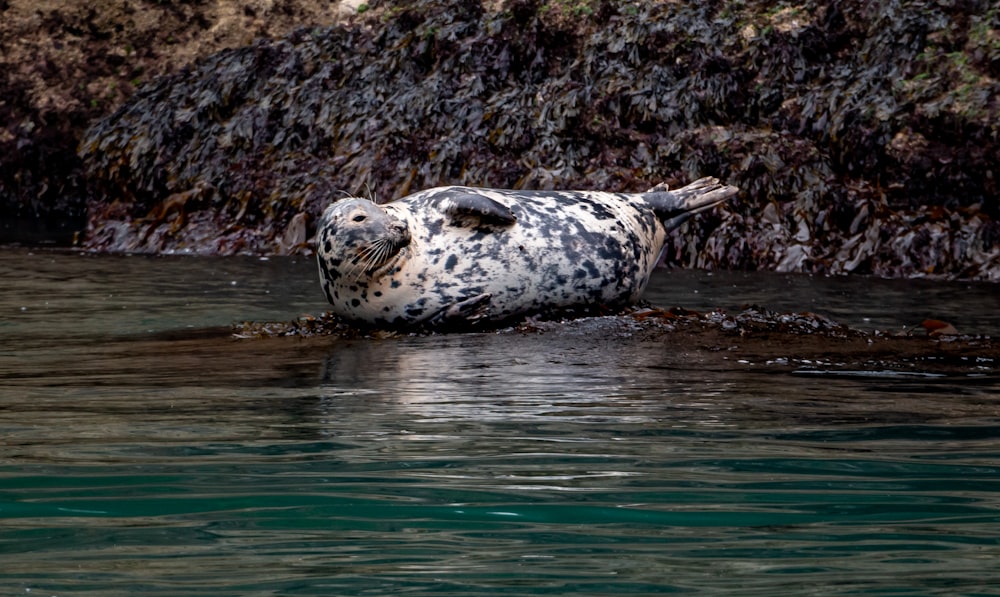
[0,0,356,245]
[233,303,1000,377]
[8,0,1000,280]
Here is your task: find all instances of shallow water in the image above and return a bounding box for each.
[2,250,999,596]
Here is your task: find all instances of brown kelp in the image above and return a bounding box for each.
[80,0,999,279]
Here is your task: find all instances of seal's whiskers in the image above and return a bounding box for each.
[345,237,395,281]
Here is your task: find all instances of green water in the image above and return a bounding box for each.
[2,250,999,596]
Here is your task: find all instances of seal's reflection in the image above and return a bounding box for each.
[314,321,741,426]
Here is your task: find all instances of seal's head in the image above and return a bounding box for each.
[317,199,411,284]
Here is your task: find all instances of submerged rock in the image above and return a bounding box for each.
[66,0,1000,280]
[233,304,1000,377]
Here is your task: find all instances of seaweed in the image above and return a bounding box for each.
[79,0,999,279]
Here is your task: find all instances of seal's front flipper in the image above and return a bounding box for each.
[439,192,517,227]
[427,293,493,328]
[642,177,738,230]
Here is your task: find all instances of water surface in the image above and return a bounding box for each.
[2,250,999,596]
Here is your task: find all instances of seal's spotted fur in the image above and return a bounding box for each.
[316,177,737,328]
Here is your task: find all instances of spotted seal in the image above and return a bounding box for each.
[316,177,738,329]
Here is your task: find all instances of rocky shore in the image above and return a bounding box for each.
[3,0,998,279]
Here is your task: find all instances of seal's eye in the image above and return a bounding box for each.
[352,214,367,222]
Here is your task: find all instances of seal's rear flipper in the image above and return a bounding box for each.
[642,177,739,231]
[427,293,493,328]
[439,193,517,227]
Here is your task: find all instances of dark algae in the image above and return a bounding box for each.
[4,0,999,279]
[0,0,350,246]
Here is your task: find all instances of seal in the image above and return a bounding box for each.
[316,177,738,329]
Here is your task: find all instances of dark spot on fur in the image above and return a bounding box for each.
[390,279,401,289]
[321,260,341,281]
[374,291,383,297]
[589,202,616,220]
[445,254,458,271]
[598,238,621,261]
[425,218,444,236]
[351,298,361,307]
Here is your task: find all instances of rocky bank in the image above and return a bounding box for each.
[0,0,357,242]
[3,0,999,279]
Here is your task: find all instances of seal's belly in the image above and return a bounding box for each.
[342,193,666,326]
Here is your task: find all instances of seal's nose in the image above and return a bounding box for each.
[391,221,409,239]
